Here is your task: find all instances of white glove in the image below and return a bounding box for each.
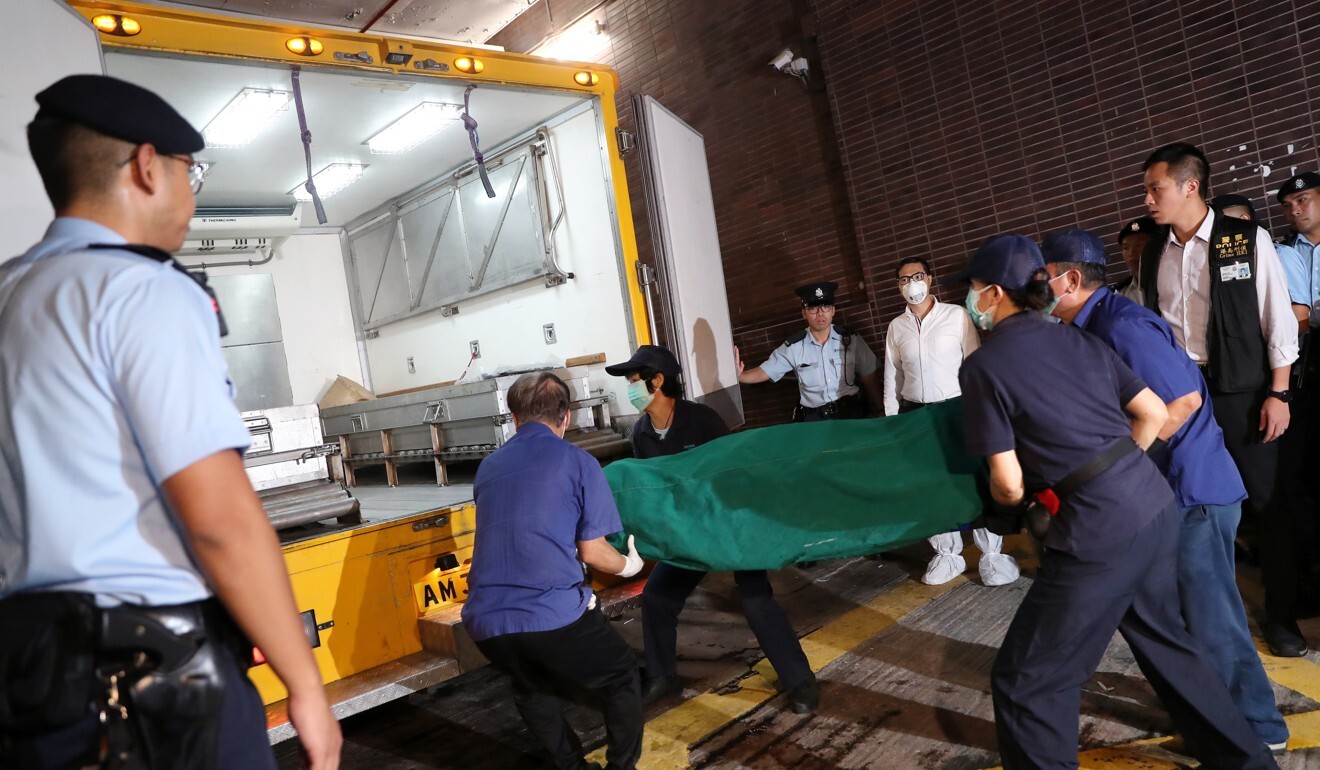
[614,535,645,578]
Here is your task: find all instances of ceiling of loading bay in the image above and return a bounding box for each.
[142,0,539,45]
[103,50,588,226]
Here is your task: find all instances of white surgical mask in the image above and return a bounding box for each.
[626,380,654,411]
[901,280,929,304]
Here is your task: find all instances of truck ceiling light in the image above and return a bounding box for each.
[291,163,367,201]
[286,36,324,56]
[366,102,463,155]
[92,14,141,36]
[573,71,600,87]
[203,88,293,149]
[454,56,484,74]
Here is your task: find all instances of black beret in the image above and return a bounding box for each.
[1277,171,1320,205]
[795,281,838,306]
[1117,216,1158,243]
[34,74,203,155]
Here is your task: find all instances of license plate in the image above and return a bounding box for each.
[412,567,470,614]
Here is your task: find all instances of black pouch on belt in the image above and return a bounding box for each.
[101,601,230,770]
[0,592,99,731]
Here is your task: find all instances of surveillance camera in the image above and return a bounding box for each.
[769,48,794,71]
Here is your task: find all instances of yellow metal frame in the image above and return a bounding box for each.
[65,0,652,348]
[248,503,478,704]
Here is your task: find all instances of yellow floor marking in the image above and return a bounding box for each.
[1257,641,1320,704]
[589,574,967,769]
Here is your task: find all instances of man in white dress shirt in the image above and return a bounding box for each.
[1139,142,1303,657]
[883,257,1019,587]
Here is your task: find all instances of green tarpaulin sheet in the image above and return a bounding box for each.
[605,398,987,572]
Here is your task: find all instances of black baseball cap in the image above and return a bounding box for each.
[605,345,682,379]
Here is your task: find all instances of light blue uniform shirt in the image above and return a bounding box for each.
[758,327,878,408]
[1278,236,1319,324]
[0,218,251,606]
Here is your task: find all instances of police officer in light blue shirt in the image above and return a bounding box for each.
[0,75,339,769]
[1274,175,1320,328]
[735,281,882,421]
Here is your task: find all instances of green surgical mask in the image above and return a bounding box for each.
[626,379,654,411]
[965,286,995,331]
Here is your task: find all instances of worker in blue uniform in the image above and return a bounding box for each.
[0,75,339,769]
[1042,227,1288,752]
[607,345,818,713]
[736,281,883,420]
[956,234,1276,770]
[463,372,646,770]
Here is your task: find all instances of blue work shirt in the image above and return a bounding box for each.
[758,327,878,407]
[1072,287,1246,509]
[0,218,250,606]
[959,311,1175,553]
[462,421,623,641]
[1278,236,1318,324]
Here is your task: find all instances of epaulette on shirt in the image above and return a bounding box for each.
[784,323,854,346]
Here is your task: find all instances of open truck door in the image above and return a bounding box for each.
[635,96,744,428]
[2,0,102,258]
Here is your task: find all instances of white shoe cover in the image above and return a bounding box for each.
[922,532,965,585]
[973,527,1019,586]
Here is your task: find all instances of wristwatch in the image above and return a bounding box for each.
[1268,389,1294,403]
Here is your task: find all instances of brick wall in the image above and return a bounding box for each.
[812,0,1320,333]
[492,0,869,427]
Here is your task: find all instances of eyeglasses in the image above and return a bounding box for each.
[119,148,210,194]
[897,271,928,286]
[805,305,834,315]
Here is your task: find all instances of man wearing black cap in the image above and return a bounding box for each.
[0,76,339,768]
[1139,142,1303,657]
[606,346,818,713]
[956,233,1276,770]
[1114,216,1157,304]
[735,281,882,421]
[1043,227,1288,751]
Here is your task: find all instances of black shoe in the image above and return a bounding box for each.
[787,677,819,714]
[641,673,680,706]
[1263,620,1308,657]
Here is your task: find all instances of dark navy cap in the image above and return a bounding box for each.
[794,281,838,307]
[1278,172,1320,205]
[605,345,682,379]
[1117,216,1158,243]
[34,74,204,154]
[952,234,1045,291]
[1041,228,1107,267]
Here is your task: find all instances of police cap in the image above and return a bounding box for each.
[1277,172,1320,205]
[795,281,838,307]
[34,74,204,155]
[952,234,1045,291]
[1041,228,1106,267]
[1117,216,1158,244]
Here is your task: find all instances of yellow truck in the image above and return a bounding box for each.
[9,0,743,740]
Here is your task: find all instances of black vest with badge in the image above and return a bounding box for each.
[1140,211,1266,393]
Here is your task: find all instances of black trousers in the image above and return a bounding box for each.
[794,395,864,422]
[992,504,1276,770]
[475,608,642,770]
[641,562,813,692]
[1210,386,1295,622]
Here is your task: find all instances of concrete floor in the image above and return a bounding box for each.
[275,535,1320,769]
